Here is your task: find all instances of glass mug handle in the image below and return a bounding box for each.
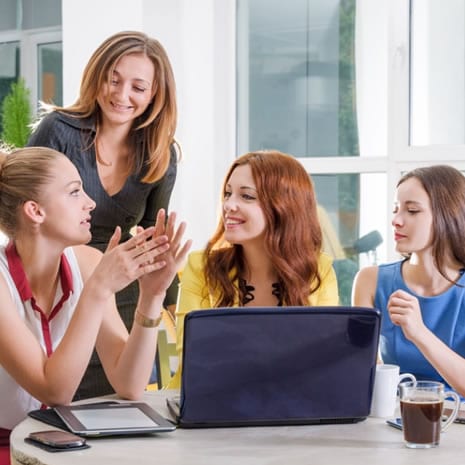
[442,391,460,432]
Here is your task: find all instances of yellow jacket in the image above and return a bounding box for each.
[168,250,339,389]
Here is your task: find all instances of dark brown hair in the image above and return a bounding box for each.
[204,150,323,306]
[398,164,465,282]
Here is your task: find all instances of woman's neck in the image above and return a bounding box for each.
[403,252,463,296]
[96,129,130,166]
[98,116,132,140]
[242,245,276,282]
[14,238,63,315]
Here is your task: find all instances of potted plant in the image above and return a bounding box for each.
[1,78,32,147]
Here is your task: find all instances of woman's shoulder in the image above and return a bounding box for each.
[376,260,403,281]
[35,110,94,132]
[317,251,333,268]
[185,250,205,270]
[355,264,379,282]
[71,245,103,281]
[353,260,402,280]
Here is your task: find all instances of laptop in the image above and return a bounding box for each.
[167,306,381,428]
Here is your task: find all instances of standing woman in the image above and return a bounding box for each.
[0,147,190,460]
[28,31,180,398]
[353,165,465,396]
[168,150,339,388]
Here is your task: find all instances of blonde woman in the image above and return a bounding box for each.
[0,147,190,456]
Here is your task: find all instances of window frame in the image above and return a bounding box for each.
[0,26,62,116]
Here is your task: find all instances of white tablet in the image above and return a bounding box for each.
[54,402,176,437]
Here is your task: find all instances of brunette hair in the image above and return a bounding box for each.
[51,30,177,183]
[397,164,465,282]
[204,150,323,306]
[0,147,62,238]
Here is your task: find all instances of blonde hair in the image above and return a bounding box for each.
[0,147,62,238]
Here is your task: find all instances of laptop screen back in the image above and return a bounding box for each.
[179,306,380,427]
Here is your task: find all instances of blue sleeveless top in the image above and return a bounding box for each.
[375,260,465,387]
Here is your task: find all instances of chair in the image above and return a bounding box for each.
[147,310,178,390]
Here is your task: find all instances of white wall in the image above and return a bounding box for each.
[62,0,145,104]
[410,0,465,145]
[62,0,236,251]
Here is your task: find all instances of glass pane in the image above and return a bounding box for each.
[37,42,62,106]
[22,0,62,29]
[0,0,18,31]
[410,0,465,145]
[313,173,387,305]
[0,41,20,134]
[237,0,358,157]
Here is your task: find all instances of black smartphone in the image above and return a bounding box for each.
[386,418,403,430]
[387,409,465,431]
[27,430,86,449]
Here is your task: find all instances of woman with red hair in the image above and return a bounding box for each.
[168,150,339,388]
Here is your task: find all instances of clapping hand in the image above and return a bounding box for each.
[137,209,192,298]
[91,224,172,298]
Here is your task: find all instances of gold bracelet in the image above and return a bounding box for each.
[134,310,163,328]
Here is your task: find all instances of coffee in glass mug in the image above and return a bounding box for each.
[399,380,460,449]
[400,397,442,445]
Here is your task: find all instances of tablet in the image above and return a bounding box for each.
[54,402,176,437]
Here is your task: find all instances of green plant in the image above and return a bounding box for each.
[1,78,32,147]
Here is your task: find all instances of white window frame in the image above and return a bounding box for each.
[0,26,61,115]
[296,0,465,263]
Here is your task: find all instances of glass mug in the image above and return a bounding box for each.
[399,380,460,448]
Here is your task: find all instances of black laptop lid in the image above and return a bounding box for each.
[179,306,380,427]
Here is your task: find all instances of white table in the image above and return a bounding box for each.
[10,390,464,465]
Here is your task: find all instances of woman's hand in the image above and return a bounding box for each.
[137,209,192,298]
[387,289,429,343]
[89,224,172,298]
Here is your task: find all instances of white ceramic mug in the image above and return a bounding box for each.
[370,364,416,418]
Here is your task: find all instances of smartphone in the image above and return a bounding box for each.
[386,418,403,430]
[387,409,465,431]
[27,430,86,449]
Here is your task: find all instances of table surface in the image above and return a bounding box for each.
[10,390,464,465]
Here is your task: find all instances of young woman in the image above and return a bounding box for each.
[27,30,180,398]
[168,150,339,388]
[353,165,465,396]
[0,147,190,441]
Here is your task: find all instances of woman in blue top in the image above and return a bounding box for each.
[353,165,465,397]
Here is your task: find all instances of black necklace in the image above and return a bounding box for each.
[238,278,283,306]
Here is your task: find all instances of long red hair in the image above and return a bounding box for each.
[204,150,322,306]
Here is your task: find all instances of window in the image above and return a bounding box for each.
[237,0,359,158]
[0,0,62,123]
[0,40,20,134]
[237,0,388,304]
